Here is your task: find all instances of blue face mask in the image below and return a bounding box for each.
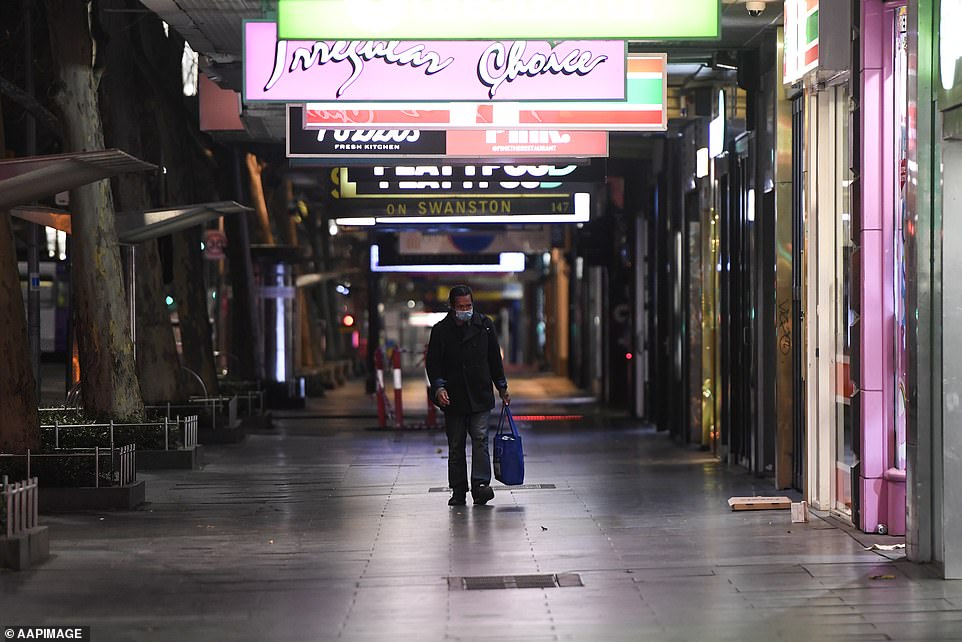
[455,308,473,322]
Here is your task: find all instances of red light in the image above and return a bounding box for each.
[513,415,584,422]
[342,314,355,327]
[625,352,633,360]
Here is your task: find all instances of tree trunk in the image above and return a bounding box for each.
[134,241,188,401]
[225,150,264,381]
[246,153,274,244]
[172,228,219,396]
[99,0,185,403]
[122,21,220,398]
[0,99,41,453]
[47,0,144,420]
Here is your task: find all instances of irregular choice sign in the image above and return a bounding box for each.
[244,21,626,102]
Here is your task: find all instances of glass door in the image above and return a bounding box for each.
[833,85,856,516]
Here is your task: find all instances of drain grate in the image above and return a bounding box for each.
[449,573,583,591]
[429,483,557,493]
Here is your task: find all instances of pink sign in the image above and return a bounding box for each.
[243,21,626,103]
[301,102,666,131]
[445,130,607,157]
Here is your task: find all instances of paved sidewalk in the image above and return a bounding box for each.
[3,376,961,641]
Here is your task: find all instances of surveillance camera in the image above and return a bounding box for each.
[746,1,765,16]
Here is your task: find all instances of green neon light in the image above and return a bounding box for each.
[277,0,720,40]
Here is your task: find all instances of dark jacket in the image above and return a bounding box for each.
[426,311,507,414]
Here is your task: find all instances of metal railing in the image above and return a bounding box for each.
[1,476,39,538]
[0,445,136,488]
[147,396,238,431]
[40,416,199,451]
[233,390,265,416]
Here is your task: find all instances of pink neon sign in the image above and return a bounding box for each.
[445,130,607,157]
[243,21,626,103]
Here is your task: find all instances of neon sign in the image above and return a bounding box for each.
[276,0,721,40]
[301,54,667,131]
[286,105,608,158]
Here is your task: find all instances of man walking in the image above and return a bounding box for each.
[427,285,510,506]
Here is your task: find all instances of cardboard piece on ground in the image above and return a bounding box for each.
[791,500,809,522]
[728,496,792,511]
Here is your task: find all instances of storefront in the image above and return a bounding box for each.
[849,0,910,535]
[910,0,962,578]
[783,0,864,519]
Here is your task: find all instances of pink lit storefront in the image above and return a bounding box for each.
[786,0,907,535]
[854,0,909,536]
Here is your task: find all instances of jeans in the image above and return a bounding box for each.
[445,410,491,495]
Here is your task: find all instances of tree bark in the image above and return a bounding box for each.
[99,0,185,403]
[0,99,41,453]
[224,150,264,381]
[172,227,219,395]
[47,0,144,420]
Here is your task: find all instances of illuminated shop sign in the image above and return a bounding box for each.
[345,161,604,184]
[943,0,962,91]
[370,245,526,273]
[783,0,819,84]
[302,54,667,131]
[445,130,608,157]
[334,192,592,225]
[276,0,720,40]
[244,22,625,102]
[343,180,592,196]
[286,106,608,158]
[336,160,601,196]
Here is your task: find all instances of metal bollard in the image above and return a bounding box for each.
[374,348,387,428]
[392,347,404,430]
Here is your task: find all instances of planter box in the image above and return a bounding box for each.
[39,481,146,512]
[0,526,49,571]
[137,445,204,470]
[0,446,137,489]
[40,416,198,452]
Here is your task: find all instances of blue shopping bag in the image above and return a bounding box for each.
[493,405,524,486]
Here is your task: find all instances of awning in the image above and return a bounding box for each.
[0,149,157,210]
[115,201,252,242]
[10,201,252,243]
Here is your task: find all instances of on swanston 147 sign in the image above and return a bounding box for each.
[244,22,626,103]
[277,0,720,40]
[302,54,666,131]
[334,193,593,226]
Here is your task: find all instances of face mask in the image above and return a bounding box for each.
[455,308,473,322]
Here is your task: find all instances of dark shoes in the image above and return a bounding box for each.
[472,485,495,505]
[448,485,494,506]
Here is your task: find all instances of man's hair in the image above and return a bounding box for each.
[448,284,473,306]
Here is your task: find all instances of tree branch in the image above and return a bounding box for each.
[0,74,63,140]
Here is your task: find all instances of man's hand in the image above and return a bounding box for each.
[437,388,450,407]
[499,389,511,406]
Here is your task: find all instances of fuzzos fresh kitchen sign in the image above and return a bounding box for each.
[286,106,608,158]
[244,22,625,103]
[300,54,666,131]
